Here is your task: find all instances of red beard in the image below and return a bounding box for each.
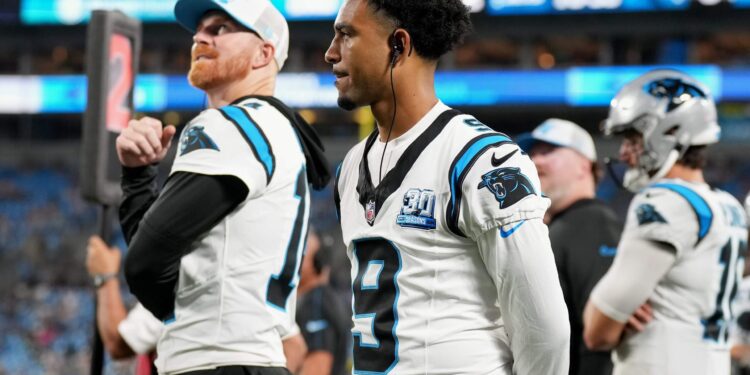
[188,45,251,91]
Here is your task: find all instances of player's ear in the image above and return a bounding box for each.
[251,42,275,69]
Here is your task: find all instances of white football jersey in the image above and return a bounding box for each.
[611,179,748,375]
[157,97,310,374]
[335,102,567,374]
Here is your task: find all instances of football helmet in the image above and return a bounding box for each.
[602,69,720,191]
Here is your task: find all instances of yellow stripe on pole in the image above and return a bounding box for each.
[355,106,376,141]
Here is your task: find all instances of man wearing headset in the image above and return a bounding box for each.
[583,70,749,374]
[326,1,569,373]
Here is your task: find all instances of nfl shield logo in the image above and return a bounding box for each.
[365,200,377,225]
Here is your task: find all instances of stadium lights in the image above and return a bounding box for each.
[1,65,748,114]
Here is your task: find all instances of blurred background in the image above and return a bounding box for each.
[0,0,749,373]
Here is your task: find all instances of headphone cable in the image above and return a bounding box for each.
[378,54,398,184]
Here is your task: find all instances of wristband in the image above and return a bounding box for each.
[93,273,117,288]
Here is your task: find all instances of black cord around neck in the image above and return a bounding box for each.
[378,56,398,184]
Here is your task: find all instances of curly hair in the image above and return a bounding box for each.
[366,0,472,61]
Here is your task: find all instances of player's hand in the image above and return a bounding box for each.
[626,301,653,332]
[85,235,121,276]
[116,117,177,167]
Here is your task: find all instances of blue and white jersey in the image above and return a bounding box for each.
[611,179,748,375]
[335,102,569,374]
[157,97,310,374]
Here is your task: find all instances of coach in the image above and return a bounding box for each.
[520,118,622,375]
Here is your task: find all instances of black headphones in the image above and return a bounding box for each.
[390,32,404,67]
[379,30,405,183]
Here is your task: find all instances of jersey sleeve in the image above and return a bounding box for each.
[589,235,676,322]
[298,293,338,354]
[624,185,705,256]
[117,303,163,355]
[170,106,271,200]
[476,219,570,374]
[281,322,301,340]
[452,140,550,239]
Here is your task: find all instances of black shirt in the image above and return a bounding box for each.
[297,285,350,375]
[548,198,622,375]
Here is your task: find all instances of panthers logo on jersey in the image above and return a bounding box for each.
[180,125,219,156]
[477,167,535,209]
[636,203,667,226]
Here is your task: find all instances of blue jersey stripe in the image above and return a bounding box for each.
[651,183,713,243]
[219,105,275,182]
[446,134,512,237]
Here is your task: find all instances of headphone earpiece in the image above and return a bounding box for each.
[393,40,404,55]
[390,34,404,67]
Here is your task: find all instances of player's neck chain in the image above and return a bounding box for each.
[356,109,461,226]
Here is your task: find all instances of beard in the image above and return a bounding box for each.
[337,96,357,111]
[188,45,251,91]
[336,77,386,111]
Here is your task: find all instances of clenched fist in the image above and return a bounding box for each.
[116,117,177,167]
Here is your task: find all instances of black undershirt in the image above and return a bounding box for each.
[119,165,248,320]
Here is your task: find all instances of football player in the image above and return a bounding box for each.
[584,69,749,375]
[327,0,570,373]
[116,0,329,374]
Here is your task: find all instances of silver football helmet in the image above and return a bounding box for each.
[601,69,721,191]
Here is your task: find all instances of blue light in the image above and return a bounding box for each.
[4,65,747,114]
[20,0,480,24]
[566,65,722,106]
[20,0,343,24]
[722,69,750,101]
[21,0,176,25]
[40,75,87,113]
[488,0,723,14]
[436,70,567,105]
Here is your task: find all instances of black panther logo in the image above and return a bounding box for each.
[477,167,535,209]
[180,125,219,156]
[644,78,707,112]
[636,203,667,226]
